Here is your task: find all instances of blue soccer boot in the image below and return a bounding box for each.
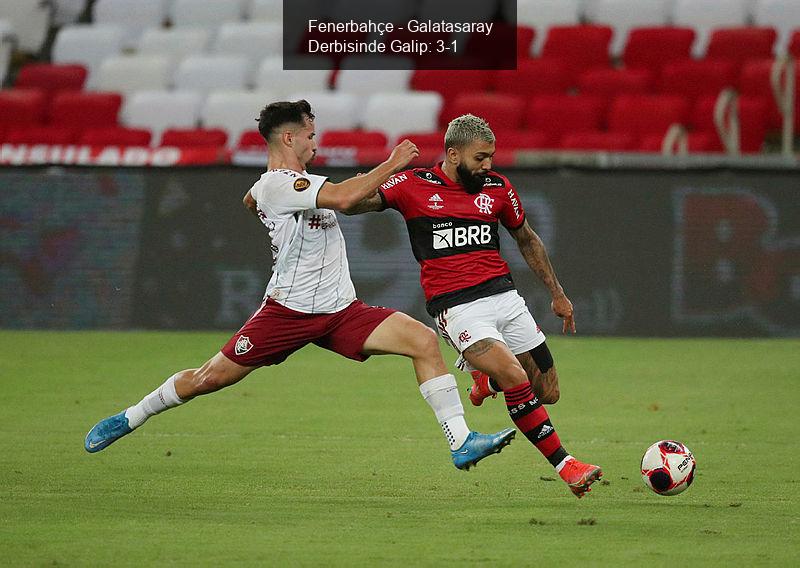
[84,411,133,453]
[451,428,515,470]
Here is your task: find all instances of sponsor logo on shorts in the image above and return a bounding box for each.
[294,178,311,191]
[235,335,253,355]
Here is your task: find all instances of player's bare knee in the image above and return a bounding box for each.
[410,323,440,359]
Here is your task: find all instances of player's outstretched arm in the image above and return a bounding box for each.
[509,220,576,334]
[341,194,385,216]
[242,190,258,215]
[317,140,418,211]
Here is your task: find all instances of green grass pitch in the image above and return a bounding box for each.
[0,331,798,566]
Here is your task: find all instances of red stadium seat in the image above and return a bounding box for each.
[398,131,444,149]
[321,130,388,149]
[516,25,536,58]
[559,131,637,151]
[739,58,800,129]
[79,127,152,146]
[465,23,535,59]
[237,130,266,149]
[492,58,571,97]
[160,128,228,147]
[541,25,613,82]
[49,92,123,129]
[5,126,78,145]
[443,93,526,130]
[494,129,552,150]
[639,131,722,153]
[525,95,606,138]
[690,95,769,153]
[705,27,777,72]
[410,70,493,109]
[790,29,800,58]
[623,27,696,75]
[659,59,737,102]
[0,89,47,128]
[608,94,690,138]
[15,64,88,97]
[578,68,654,104]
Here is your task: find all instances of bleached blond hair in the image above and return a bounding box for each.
[444,114,495,150]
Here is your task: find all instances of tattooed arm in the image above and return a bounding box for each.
[340,193,385,216]
[508,219,576,334]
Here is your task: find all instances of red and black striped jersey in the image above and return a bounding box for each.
[378,162,526,316]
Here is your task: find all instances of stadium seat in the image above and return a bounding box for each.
[335,59,413,98]
[363,92,443,140]
[0,89,48,127]
[213,22,283,69]
[160,128,228,148]
[491,58,571,97]
[623,27,696,75]
[791,30,800,59]
[52,25,125,80]
[739,58,800,129]
[93,0,169,49]
[93,55,172,95]
[464,22,535,60]
[201,90,275,147]
[753,0,800,55]
[443,93,526,131]
[236,129,266,149]
[247,0,282,22]
[49,92,123,129]
[320,130,388,149]
[524,95,606,138]
[78,126,152,146]
[410,70,493,108]
[705,28,778,72]
[672,0,750,56]
[397,131,444,149]
[585,0,671,56]
[174,55,251,94]
[171,0,246,28]
[659,59,737,102]
[540,25,613,83]
[559,131,637,151]
[578,68,653,105]
[254,56,332,99]
[136,27,211,69]
[494,129,552,150]
[639,131,721,153]
[14,64,88,97]
[608,94,689,138]
[122,90,205,140]
[0,0,51,53]
[5,126,78,145]
[691,95,769,153]
[286,91,361,136]
[513,0,582,54]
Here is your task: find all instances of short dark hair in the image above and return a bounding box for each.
[257,100,315,143]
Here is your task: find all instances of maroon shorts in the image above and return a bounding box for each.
[221,298,397,367]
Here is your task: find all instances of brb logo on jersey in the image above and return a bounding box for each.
[432,221,492,250]
[474,193,494,214]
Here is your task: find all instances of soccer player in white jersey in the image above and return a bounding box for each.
[85,100,514,470]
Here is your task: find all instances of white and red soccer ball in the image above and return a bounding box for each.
[641,440,696,496]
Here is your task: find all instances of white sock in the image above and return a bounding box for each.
[555,454,574,473]
[419,373,471,451]
[124,374,186,429]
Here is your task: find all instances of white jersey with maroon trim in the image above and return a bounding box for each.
[249,169,356,314]
[378,163,526,316]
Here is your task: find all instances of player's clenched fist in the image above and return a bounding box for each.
[387,139,420,171]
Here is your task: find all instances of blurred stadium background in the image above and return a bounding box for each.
[0,0,798,335]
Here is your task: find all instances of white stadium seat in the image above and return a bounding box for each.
[586,0,671,56]
[335,57,414,98]
[136,27,211,68]
[754,0,800,55]
[673,0,751,56]
[246,0,282,22]
[52,24,126,79]
[174,55,251,94]
[0,0,51,54]
[255,56,332,99]
[171,0,246,29]
[122,90,205,141]
[286,91,361,136]
[362,92,443,140]
[512,0,582,54]
[201,90,275,146]
[93,0,169,50]
[93,55,172,94]
[213,22,283,67]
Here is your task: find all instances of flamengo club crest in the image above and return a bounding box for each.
[474,193,494,214]
[235,335,253,355]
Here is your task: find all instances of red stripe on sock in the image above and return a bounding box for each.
[537,431,563,457]
[504,384,565,460]
[504,383,533,405]
[513,405,549,432]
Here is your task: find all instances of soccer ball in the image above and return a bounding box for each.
[641,440,696,496]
